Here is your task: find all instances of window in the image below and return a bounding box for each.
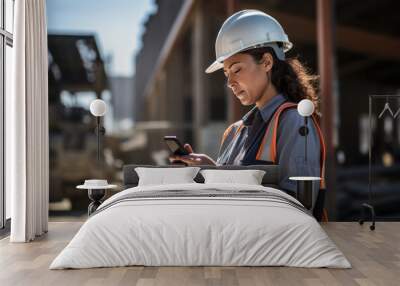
[1,0,14,230]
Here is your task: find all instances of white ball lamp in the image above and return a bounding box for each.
[90,99,107,117]
[90,99,107,162]
[297,99,315,117]
[297,99,315,163]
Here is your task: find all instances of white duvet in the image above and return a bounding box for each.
[50,183,351,269]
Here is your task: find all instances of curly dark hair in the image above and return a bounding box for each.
[241,47,320,115]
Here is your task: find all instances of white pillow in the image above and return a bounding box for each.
[200,169,266,185]
[135,167,200,186]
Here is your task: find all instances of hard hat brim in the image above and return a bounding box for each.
[205,60,223,74]
[205,41,290,74]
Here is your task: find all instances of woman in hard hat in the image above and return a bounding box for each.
[170,10,326,216]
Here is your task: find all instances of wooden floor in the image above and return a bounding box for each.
[0,222,399,286]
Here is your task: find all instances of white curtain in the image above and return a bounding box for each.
[6,0,49,242]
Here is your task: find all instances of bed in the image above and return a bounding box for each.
[50,164,350,269]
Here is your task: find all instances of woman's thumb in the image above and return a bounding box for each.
[184,143,194,153]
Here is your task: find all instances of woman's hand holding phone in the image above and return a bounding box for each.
[169,143,217,166]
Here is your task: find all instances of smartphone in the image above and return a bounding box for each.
[163,136,189,156]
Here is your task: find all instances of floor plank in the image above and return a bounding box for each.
[0,222,399,286]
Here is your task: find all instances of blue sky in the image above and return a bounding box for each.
[46,0,157,77]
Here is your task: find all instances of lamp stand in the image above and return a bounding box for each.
[95,116,106,162]
[299,117,309,163]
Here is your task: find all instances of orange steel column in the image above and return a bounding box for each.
[227,0,236,15]
[226,0,242,122]
[317,0,336,218]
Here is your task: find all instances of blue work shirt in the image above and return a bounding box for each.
[216,94,321,204]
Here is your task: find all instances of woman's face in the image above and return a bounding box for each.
[223,52,273,106]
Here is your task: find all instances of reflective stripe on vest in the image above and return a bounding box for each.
[256,102,298,162]
[220,121,244,150]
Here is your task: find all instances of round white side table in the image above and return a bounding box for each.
[289,176,321,210]
[77,181,118,216]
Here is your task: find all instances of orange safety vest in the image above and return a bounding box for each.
[220,102,327,192]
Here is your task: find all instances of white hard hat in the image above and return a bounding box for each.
[206,10,293,73]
